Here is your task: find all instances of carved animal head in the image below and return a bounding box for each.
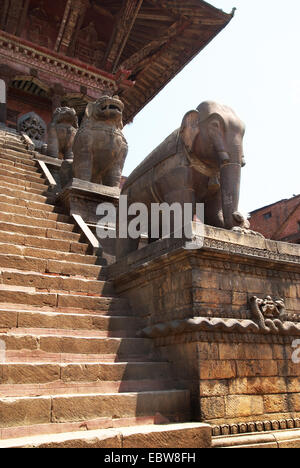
[52,107,78,128]
[85,95,124,129]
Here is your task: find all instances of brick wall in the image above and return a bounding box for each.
[250,195,300,242]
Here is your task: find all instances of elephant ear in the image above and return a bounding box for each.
[180,110,200,154]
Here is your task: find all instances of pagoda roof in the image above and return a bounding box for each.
[0,0,233,123]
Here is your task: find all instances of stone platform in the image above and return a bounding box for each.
[57,178,120,264]
[109,224,300,437]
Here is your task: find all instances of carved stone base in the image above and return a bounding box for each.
[109,224,300,426]
[57,178,120,264]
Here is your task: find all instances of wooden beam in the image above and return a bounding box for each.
[4,0,27,36]
[0,0,10,31]
[16,0,30,36]
[68,0,90,57]
[55,0,72,52]
[121,19,190,71]
[104,0,144,73]
[58,0,89,55]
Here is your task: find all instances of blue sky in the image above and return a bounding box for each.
[123,0,300,215]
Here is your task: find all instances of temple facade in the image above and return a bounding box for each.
[0,0,232,132]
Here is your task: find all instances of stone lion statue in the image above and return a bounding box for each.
[72,95,128,187]
[47,107,78,160]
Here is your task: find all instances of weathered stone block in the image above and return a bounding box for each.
[236,360,278,378]
[201,397,225,420]
[263,394,289,414]
[225,395,264,418]
[199,360,236,380]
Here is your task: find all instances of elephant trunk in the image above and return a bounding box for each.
[219,146,242,229]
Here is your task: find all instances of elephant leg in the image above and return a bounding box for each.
[159,188,197,238]
[204,192,225,228]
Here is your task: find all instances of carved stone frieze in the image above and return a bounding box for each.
[212,417,300,437]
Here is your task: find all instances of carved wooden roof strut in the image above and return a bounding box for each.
[104,0,144,73]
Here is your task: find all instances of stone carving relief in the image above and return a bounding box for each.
[17,112,47,152]
[249,296,297,334]
[138,295,300,339]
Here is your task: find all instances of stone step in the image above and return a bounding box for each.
[0,194,64,215]
[0,166,44,185]
[1,147,33,160]
[0,285,125,309]
[0,309,140,335]
[0,184,49,203]
[0,242,97,265]
[2,144,28,153]
[0,178,48,196]
[0,221,81,242]
[0,363,174,396]
[0,380,177,398]
[0,211,76,232]
[0,270,112,295]
[0,170,48,191]
[0,230,89,254]
[0,159,42,176]
[0,201,70,223]
[3,349,154,364]
[0,255,103,278]
[3,138,27,148]
[0,151,39,169]
[0,390,190,432]
[0,423,210,449]
[0,331,149,356]
[0,362,169,387]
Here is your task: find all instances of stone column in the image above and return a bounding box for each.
[0,79,7,125]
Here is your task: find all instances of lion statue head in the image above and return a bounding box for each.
[52,107,78,129]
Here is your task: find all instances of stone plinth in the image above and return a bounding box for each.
[109,224,300,434]
[57,178,120,264]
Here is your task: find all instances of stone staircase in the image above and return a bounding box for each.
[0,128,194,448]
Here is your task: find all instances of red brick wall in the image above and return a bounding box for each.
[250,195,300,241]
[7,88,52,129]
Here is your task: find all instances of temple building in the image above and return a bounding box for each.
[250,194,300,244]
[0,0,232,133]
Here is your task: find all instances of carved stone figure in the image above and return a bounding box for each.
[17,112,47,151]
[72,96,128,187]
[250,296,288,333]
[116,100,247,258]
[47,107,78,160]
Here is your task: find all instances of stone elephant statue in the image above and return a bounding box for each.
[72,95,128,188]
[116,100,247,259]
[47,107,78,160]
